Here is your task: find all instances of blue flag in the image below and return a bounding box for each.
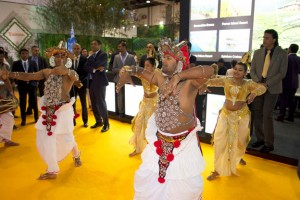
[67,24,76,52]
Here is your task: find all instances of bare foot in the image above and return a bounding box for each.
[207,171,219,181]
[129,150,137,157]
[37,173,57,180]
[73,157,82,167]
[4,140,19,147]
[73,151,82,167]
[239,158,247,165]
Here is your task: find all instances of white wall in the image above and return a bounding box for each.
[0,2,40,59]
[0,2,40,31]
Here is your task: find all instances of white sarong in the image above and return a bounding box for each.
[134,115,205,200]
[35,97,77,173]
[0,112,14,141]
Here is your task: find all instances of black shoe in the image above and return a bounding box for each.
[251,141,264,148]
[118,113,125,118]
[21,121,26,126]
[90,122,103,129]
[259,145,274,153]
[275,116,284,122]
[83,123,89,128]
[13,125,18,130]
[35,118,38,123]
[101,124,109,132]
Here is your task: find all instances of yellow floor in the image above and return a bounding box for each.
[0,109,299,200]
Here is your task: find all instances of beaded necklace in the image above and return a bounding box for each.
[41,74,63,136]
[155,79,194,132]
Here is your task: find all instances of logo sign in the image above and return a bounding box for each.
[0,18,32,50]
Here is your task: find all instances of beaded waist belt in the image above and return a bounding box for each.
[41,101,68,136]
[222,104,249,117]
[154,126,195,183]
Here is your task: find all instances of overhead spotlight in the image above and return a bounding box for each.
[133,25,136,28]
[144,24,148,27]
[159,21,164,25]
[146,0,150,3]
[122,26,125,29]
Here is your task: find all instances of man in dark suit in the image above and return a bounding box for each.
[187,42,197,68]
[26,45,48,115]
[188,41,204,124]
[72,43,88,127]
[112,40,136,118]
[276,43,300,122]
[12,48,39,126]
[217,58,227,75]
[250,29,288,153]
[85,40,109,132]
[139,42,154,68]
[29,45,48,96]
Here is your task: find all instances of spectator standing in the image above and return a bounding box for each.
[276,43,300,122]
[12,48,39,126]
[85,40,110,132]
[250,29,288,153]
[112,40,136,118]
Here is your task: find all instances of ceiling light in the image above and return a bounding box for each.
[146,0,150,3]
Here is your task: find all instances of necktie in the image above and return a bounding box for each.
[24,61,28,72]
[75,58,78,70]
[34,57,39,70]
[262,50,271,78]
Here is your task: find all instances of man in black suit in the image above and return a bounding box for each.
[12,48,39,126]
[26,45,48,115]
[139,42,154,68]
[29,45,48,96]
[188,41,205,124]
[85,40,109,132]
[217,58,227,75]
[72,43,88,127]
[187,42,197,68]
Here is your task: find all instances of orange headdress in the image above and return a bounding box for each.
[45,41,74,59]
[158,38,189,72]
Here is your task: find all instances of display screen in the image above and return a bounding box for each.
[189,0,300,61]
[106,82,116,112]
[205,93,225,134]
[125,84,144,117]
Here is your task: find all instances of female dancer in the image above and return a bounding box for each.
[129,57,159,157]
[205,62,266,180]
